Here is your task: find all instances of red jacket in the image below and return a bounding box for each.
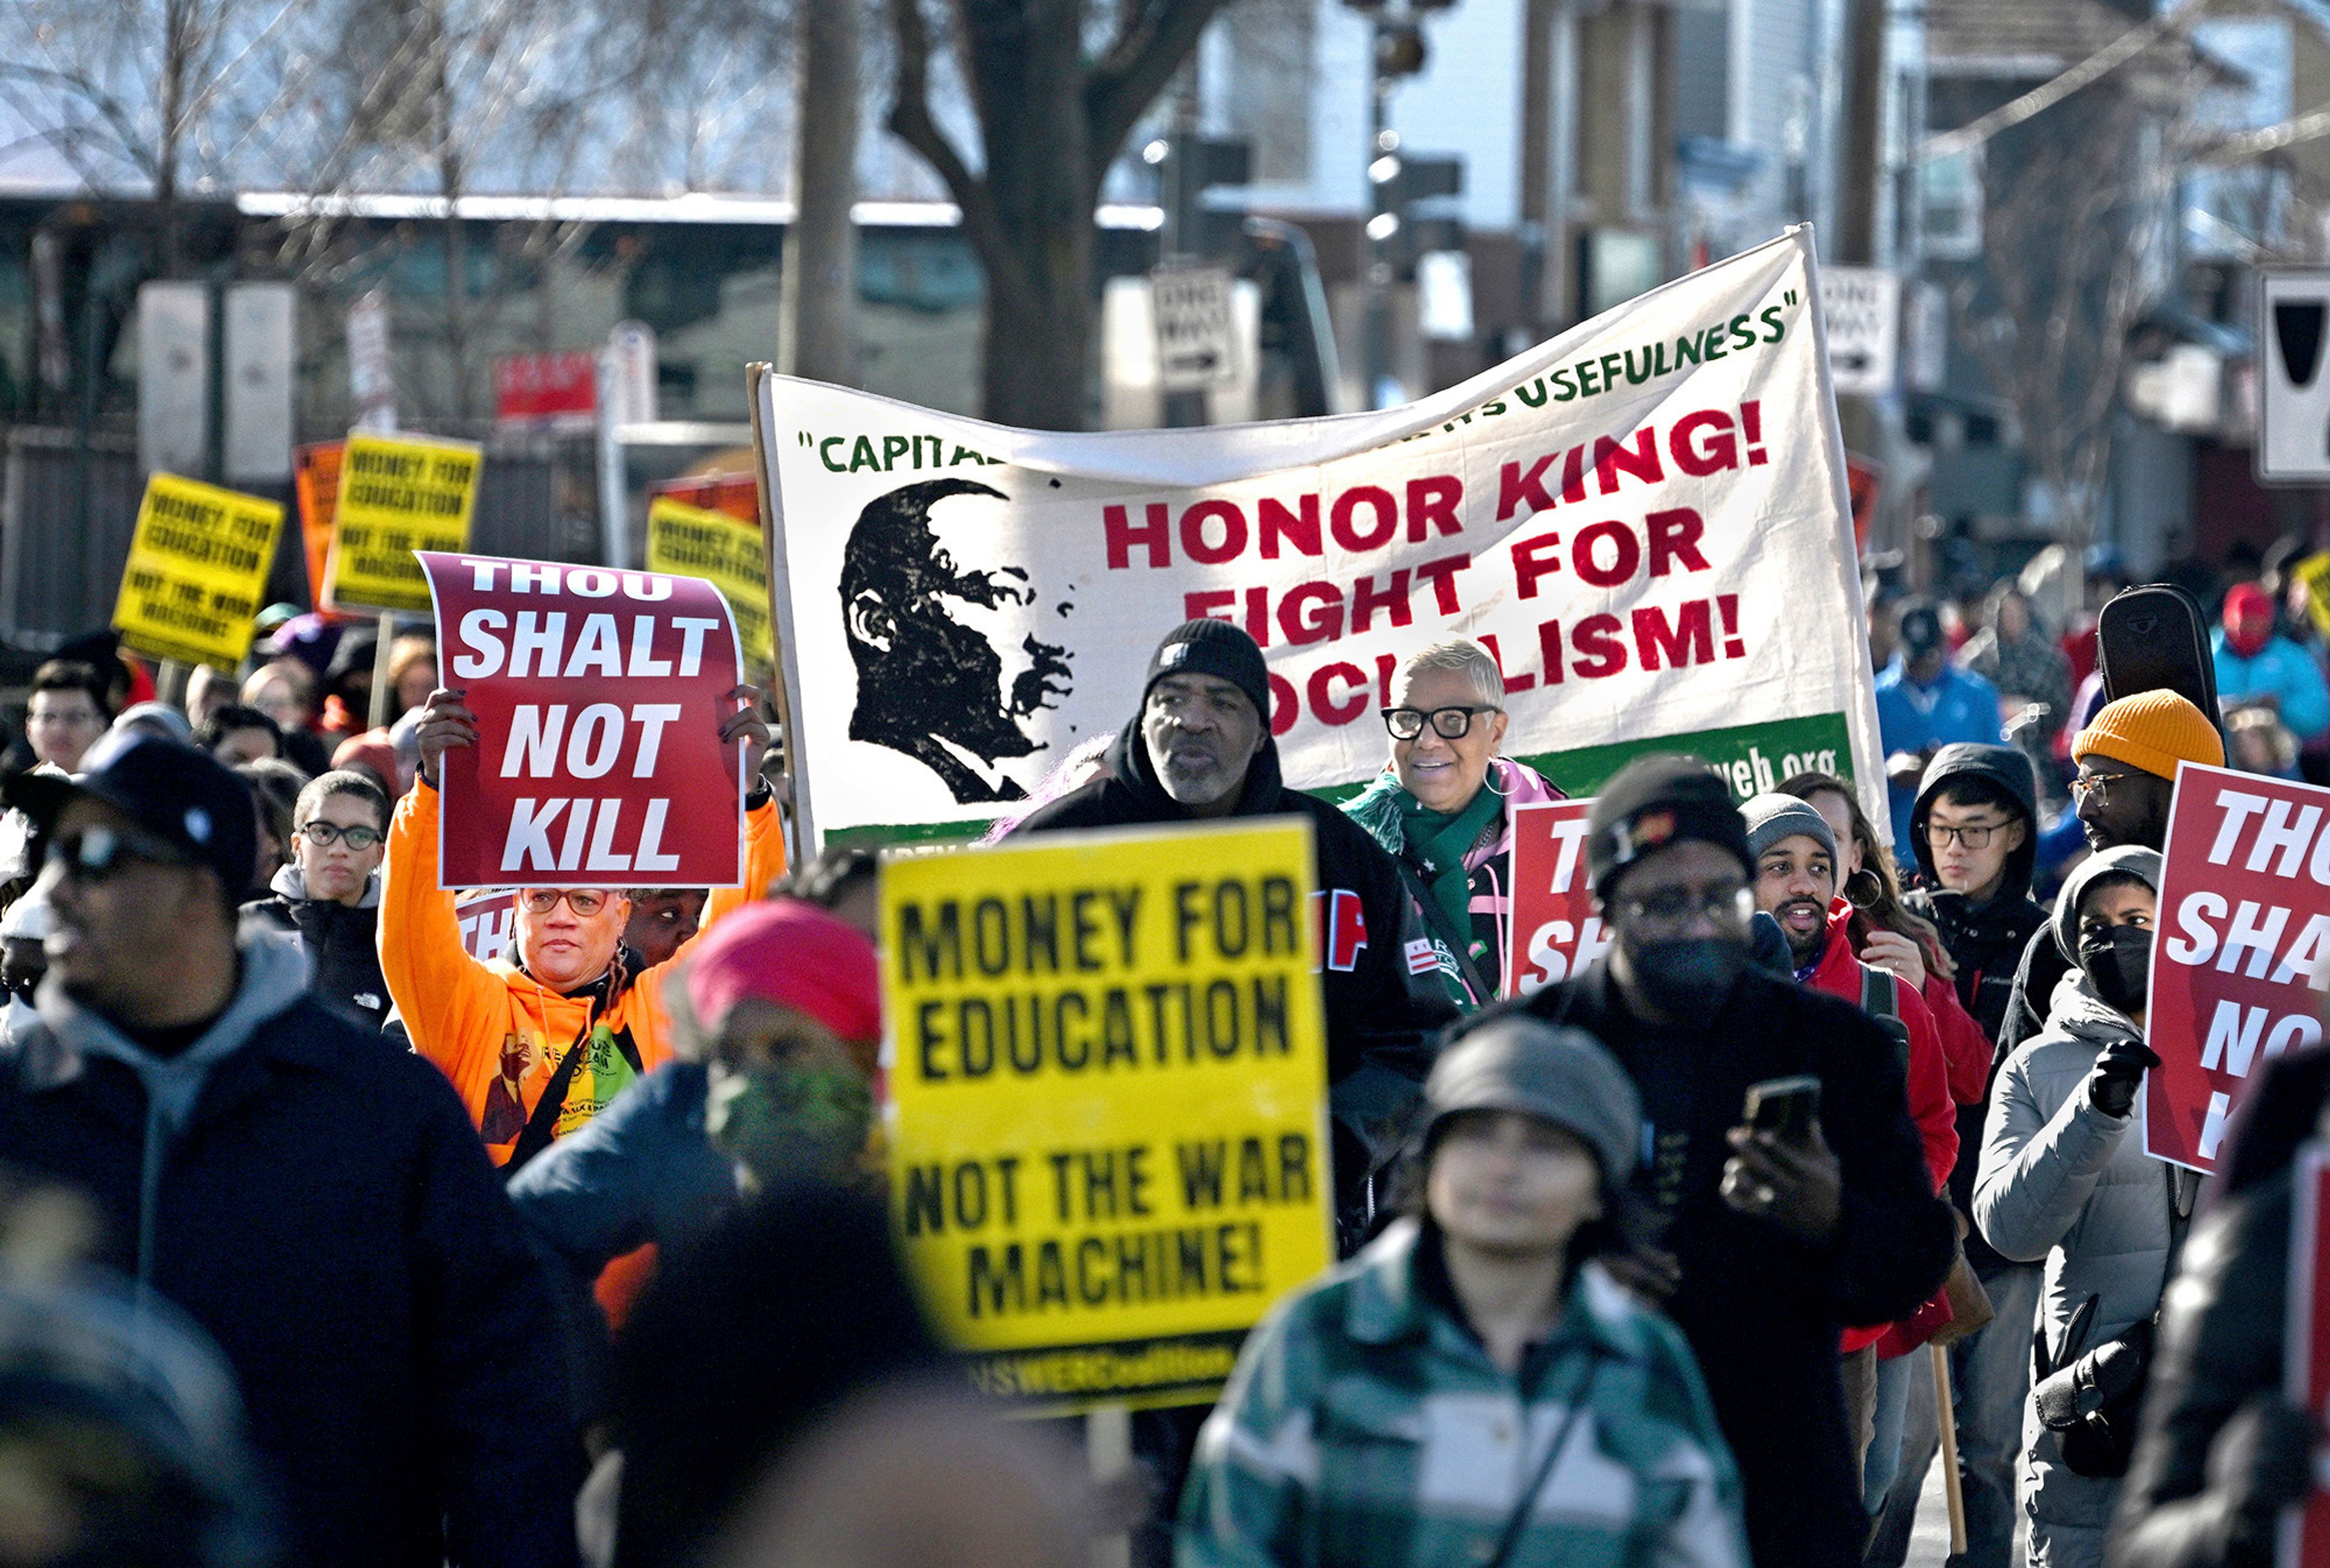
[1804,901,1957,1356]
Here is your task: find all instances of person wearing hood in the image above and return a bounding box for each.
[1868,743,2053,1568]
[1996,691,2226,1059]
[1178,1015,1749,1568]
[1740,794,1958,1512]
[1341,638,1564,1009]
[1974,845,2198,1568]
[1462,755,1954,1568]
[2214,581,2329,743]
[1006,619,1457,1238]
[242,769,393,1029]
[0,731,581,1567]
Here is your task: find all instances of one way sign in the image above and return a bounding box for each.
[1820,267,1900,397]
[1151,266,1237,393]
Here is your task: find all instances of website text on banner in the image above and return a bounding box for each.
[880,820,1335,1416]
[2286,1146,2330,1568]
[644,496,774,678]
[2143,763,2330,1173]
[1505,799,1606,996]
[325,433,482,613]
[416,551,748,890]
[755,229,1880,851]
[110,473,286,671]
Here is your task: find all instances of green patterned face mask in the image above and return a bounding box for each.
[707,1064,874,1191]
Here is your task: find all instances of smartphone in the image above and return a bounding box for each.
[1741,1075,1821,1144]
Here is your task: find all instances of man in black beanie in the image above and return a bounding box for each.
[1456,752,1953,1568]
[1008,618,1455,1242]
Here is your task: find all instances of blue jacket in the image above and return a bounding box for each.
[0,936,581,1568]
[507,1060,737,1421]
[2212,632,2330,743]
[1874,657,2003,851]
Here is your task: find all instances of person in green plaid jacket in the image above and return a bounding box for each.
[1178,1016,1746,1568]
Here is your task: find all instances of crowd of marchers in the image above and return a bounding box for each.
[0,564,2319,1568]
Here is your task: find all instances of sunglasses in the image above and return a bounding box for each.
[295,822,382,850]
[519,889,614,917]
[44,825,194,883]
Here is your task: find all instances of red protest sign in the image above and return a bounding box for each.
[2144,763,2330,1173]
[495,351,598,428]
[2286,1144,2330,1566]
[456,888,517,962]
[1506,799,1606,997]
[419,551,746,890]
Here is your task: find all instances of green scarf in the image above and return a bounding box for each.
[1396,783,1504,952]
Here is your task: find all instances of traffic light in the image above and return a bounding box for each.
[1376,22,1427,77]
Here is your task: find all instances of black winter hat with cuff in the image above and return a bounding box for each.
[1585,754,1752,900]
[1142,619,1273,725]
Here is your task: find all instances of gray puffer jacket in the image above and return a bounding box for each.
[1974,960,2199,1568]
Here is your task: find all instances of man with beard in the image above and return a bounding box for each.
[1994,691,2223,1058]
[1460,755,1953,1568]
[840,476,1073,805]
[1742,792,1958,1515]
[1006,618,1454,1240]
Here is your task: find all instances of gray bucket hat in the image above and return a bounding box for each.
[1422,1016,1641,1184]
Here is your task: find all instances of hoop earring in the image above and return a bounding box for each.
[1483,760,1511,798]
[1845,868,1883,911]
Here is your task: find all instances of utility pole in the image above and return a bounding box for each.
[778,0,861,385]
[1347,0,1457,410]
[1837,0,1888,266]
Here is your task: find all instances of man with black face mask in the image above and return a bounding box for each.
[1975,845,2196,1568]
[1460,754,1954,1568]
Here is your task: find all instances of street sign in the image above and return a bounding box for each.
[1820,266,1900,397]
[347,289,397,433]
[1150,266,1238,392]
[2260,269,2330,482]
[137,282,209,478]
[223,283,296,484]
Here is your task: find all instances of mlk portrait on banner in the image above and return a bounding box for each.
[840,477,1075,805]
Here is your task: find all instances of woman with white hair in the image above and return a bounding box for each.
[1342,638,1562,1007]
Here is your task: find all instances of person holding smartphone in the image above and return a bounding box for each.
[1450,755,1954,1568]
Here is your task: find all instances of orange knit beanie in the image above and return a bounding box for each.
[2072,690,2225,779]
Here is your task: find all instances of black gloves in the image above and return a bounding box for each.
[2087,1037,2162,1119]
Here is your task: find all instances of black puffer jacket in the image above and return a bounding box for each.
[1009,720,1457,1233]
[2109,1046,2330,1568]
[1903,743,2050,1266]
[242,865,390,1030]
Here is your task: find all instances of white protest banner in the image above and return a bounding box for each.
[2144,763,2330,1172]
[755,229,1880,850]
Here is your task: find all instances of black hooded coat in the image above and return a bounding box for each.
[1007,719,1456,1237]
[1903,743,2050,1264]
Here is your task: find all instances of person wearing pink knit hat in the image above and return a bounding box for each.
[504,895,884,1421]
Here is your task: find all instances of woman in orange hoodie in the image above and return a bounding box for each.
[379,685,787,1171]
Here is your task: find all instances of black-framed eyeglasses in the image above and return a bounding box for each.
[519,889,613,917]
[1382,705,1498,741]
[43,825,193,884]
[295,822,382,850]
[1925,820,2004,849]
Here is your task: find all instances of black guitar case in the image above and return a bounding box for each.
[2096,584,2224,743]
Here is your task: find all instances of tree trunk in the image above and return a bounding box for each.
[778,0,862,385]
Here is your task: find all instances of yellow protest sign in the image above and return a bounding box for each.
[2294,553,2330,640]
[882,820,1334,1416]
[111,473,286,670]
[644,497,772,675]
[325,433,481,612]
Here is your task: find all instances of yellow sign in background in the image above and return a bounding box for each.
[325,433,481,612]
[644,498,772,675]
[882,820,1333,1415]
[2293,553,2330,640]
[112,473,286,670]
